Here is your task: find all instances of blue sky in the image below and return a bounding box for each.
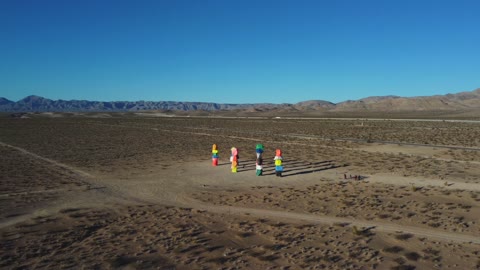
[1,0,479,104]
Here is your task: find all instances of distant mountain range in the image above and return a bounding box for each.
[1,89,480,115]
[0,95,260,112]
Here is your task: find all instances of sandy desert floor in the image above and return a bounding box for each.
[1,114,480,269]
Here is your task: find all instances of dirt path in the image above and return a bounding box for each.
[181,196,480,244]
[0,141,143,229]
[92,121,480,151]
[0,142,97,185]
[2,141,479,245]
[363,173,480,191]
[287,133,480,152]
[87,122,480,165]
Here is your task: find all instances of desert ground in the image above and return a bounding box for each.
[1,113,480,269]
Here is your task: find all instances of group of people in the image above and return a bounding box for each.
[211,144,284,177]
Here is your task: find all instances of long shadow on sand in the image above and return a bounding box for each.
[218,159,344,177]
[270,162,338,177]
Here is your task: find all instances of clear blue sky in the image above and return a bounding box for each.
[1,0,479,104]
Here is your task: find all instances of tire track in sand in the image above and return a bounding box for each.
[87,122,480,166]
[0,141,144,229]
[1,141,479,245]
[179,196,480,244]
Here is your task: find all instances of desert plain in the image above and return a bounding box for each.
[1,113,480,269]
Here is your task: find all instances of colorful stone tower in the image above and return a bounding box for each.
[212,144,219,166]
[230,147,238,173]
[255,144,264,176]
[274,148,283,177]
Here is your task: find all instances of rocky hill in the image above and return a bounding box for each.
[1,89,479,115]
[334,89,480,112]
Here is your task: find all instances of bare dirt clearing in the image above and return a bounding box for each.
[1,116,479,269]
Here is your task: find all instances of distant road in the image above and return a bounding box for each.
[187,115,480,123]
[280,117,480,123]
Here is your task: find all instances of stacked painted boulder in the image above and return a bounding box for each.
[255,144,264,176]
[212,144,219,166]
[274,149,283,177]
[230,147,239,173]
